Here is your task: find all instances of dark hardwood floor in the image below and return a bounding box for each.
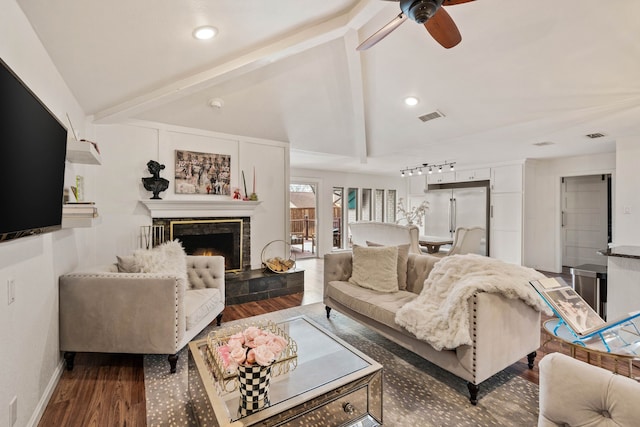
[38,260,635,426]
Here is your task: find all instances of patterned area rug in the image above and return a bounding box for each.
[144,303,539,426]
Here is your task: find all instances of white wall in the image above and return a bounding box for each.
[523,153,616,273]
[612,138,640,244]
[290,168,406,256]
[93,122,288,268]
[607,137,640,318]
[0,1,92,426]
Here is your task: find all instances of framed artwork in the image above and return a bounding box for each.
[175,150,231,195]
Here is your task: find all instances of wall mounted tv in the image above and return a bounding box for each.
[0,57,68,243]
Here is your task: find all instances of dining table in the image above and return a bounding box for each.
[419,235,454,253]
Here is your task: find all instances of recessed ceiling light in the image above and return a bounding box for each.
[193,26,218,40]
[208,98,224,109]
[404,96,419,106]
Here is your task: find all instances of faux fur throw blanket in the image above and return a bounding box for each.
[395,254,552,351]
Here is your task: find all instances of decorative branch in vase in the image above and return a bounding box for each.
[396,198,429,226]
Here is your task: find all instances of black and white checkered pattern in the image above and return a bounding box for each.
[238,364,271,416]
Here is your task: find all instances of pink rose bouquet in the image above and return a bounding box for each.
[218,326,289,370]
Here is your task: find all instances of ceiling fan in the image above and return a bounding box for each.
[357,0,474,51]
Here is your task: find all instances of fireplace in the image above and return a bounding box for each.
[152,217,251,272]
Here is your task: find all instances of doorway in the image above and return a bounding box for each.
[333,187,344,249]
[561,174,611,268]
[290,183,317,259]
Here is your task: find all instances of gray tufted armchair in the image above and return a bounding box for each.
[59,255,225,373]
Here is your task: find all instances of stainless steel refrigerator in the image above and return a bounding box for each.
[424,183,489,255]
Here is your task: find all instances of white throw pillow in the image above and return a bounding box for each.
[349,244,399,293]
[116,255,140,273]
[132,240,187,279]
[366,241,410,290]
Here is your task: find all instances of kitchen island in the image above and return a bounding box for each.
[598,245,640,319]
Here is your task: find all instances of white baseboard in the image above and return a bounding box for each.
[27,358,65,427]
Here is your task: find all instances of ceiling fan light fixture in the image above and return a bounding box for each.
[193,26,218,40]
[404,96,420,106]
[402,0,443,24]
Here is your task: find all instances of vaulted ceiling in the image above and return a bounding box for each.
[18,0,640,174]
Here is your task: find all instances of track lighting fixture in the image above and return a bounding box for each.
[400,161,456,178]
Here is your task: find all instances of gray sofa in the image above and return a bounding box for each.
[538,352,640,426]
[324,251,541,404]
[59,255,225,373]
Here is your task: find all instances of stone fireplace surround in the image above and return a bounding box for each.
[141,199,304,304]
[142,199,259,273]
[152,217,250,272]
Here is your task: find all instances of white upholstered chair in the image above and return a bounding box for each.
[433,226,484,257]
[538,352,640,426]
[348,221,422,254]
[59,255,225,373]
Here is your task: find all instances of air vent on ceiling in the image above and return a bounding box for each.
[533,141,554,147]
[418,110,445,122]
[586,132,605,139]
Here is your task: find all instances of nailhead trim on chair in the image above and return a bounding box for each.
[62,273,177,279]
[174,279,179,347]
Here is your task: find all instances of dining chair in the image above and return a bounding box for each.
[433,226,484,257]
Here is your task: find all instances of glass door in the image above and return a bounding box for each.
[290,183,317,258]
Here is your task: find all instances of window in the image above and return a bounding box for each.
[347,188,359,224]
[387,190,396,223]
[361,189,372,221]
[374,189,385,221]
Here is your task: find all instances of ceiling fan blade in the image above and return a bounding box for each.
[357,13,408,51]
[442,0,475,5]
[424,7,462,49]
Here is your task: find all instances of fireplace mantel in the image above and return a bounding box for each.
[140,199,261,218]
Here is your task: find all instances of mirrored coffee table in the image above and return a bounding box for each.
[188,316,383,426]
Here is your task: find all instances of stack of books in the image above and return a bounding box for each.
[63,202,98,218]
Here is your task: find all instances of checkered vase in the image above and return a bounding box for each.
[237,364,272,417]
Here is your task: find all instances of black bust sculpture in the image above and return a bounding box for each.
[142,160,169,199]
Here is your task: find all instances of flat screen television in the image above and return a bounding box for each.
[0,57,68,243]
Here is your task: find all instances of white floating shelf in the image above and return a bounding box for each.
[62,215,102,228]
[66,139,102,165]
